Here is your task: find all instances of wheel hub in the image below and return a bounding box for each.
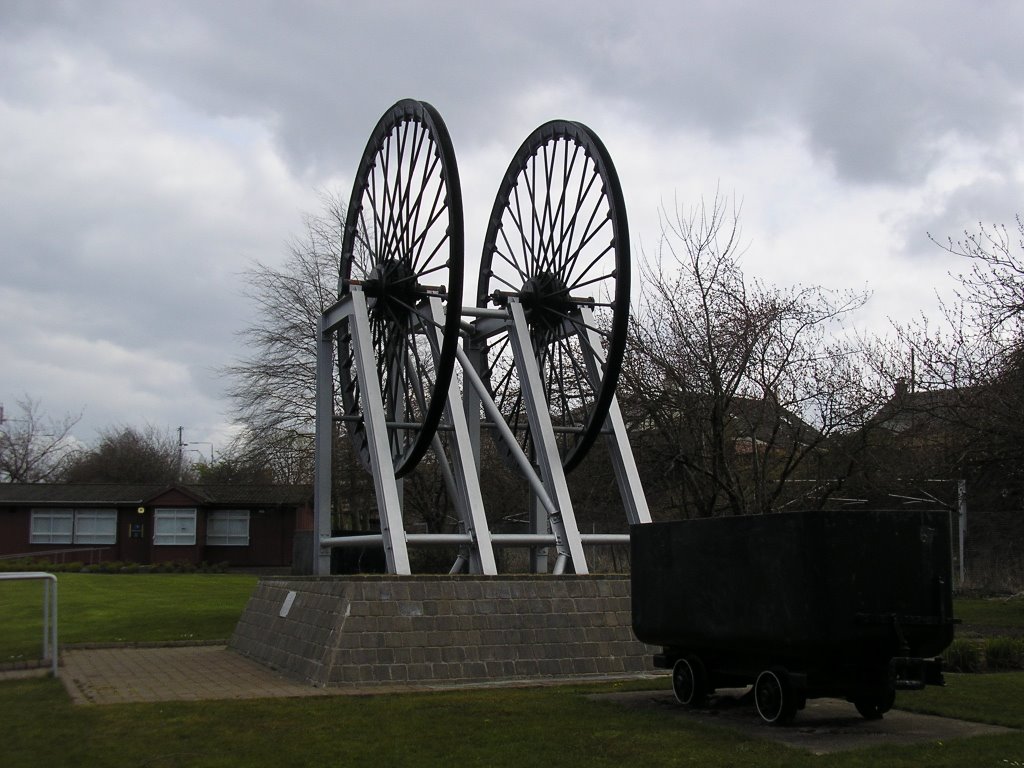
[519,272,574,332]
[364,259,420,324]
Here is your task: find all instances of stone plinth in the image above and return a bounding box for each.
[229,575,656,687]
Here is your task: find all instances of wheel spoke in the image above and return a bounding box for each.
[477,121,629,472]
[338,100,464,477]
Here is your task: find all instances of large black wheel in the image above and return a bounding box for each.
[671,656,709,708]
[754,667,798,726]
[854,676,896,720]
[338,99,464,478]
[477,120,629,473]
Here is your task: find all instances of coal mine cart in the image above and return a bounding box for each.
[631,510,956,725]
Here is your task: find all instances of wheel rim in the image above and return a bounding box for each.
[672,658,696,705]
[477,120,629,473]
[754,670,785,723]
[338,99,464,478]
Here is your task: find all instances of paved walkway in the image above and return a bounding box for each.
[60,645,329,705]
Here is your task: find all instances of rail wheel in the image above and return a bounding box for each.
[754,667,798,726]
[671,656,709,707]
[477,120,630,473]
[338,99,464,478]
[854,677,896,720]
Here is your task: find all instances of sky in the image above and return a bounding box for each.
[2,0,1023,457]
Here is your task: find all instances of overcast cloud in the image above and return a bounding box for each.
[2,0,1022,455]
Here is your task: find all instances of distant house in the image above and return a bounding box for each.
[725,395,821,456]
[0,483,311,568]
[869,378,974,443]
[624,391,821,457]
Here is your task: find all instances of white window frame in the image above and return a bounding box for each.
[153,508,197,546]
[206,509,250,546]
[30,509,74,544]
[73,509,117,545]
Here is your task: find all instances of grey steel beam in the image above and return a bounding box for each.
[454,346,563,525]
[313,312,336,576]
[578,306,653,526]
[320,532,631,548]
[428,297,498,574]
[348,288,412,574]
[506,299,589,573]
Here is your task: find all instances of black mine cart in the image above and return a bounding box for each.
[631,510,956,725]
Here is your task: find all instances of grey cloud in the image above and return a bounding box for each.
[3,0,1024,446]
[6,1,1023,188]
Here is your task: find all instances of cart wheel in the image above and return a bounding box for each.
[754,667,798,725]
[854,682,896,720]
[671,656,708,707]
[338,99,465,478]
[477,120,630,473]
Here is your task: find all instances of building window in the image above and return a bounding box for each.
[73,509,117,544]
[154,508,197,546]
[29,509,118,546]
[206,510,250,546]
[30,510,74,544]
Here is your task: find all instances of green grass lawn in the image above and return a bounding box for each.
[3,672,1024,768]
[3,579,1024,767]
[0,573,257,662]
[954,594,1024,632]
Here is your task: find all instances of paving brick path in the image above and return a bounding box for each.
[60,645,330,705]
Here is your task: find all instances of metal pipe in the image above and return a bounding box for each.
[460,306,509,319]
[407,533,475,546]
[0,571,58,677]
[320,534,385,547]
[320,532,630,549]
[454,345,562,520]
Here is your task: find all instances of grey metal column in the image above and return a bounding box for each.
[578,306,652,526]
[313,309,339,576]
[529,491,548,573]
[427,297,497,575]
[348,287,412,574]
[506,299,588,574]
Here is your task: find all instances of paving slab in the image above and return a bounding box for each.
[60,646,330,705]
[49,645,653,705]
[592,688,1017,755]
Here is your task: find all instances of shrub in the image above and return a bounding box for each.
[985,637,1024,670]
[943,638,984,672]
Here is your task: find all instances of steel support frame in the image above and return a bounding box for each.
[313,291,651,575]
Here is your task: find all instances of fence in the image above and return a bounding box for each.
[0,547,111,565]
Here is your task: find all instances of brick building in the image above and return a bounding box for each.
[0,483,311,568]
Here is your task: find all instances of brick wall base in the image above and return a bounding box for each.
[229,575,657,687]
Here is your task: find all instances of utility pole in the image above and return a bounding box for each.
[176,426,214,480]
[177,426,185,481]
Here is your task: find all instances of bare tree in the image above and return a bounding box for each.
[61,424,185,483]
[879,217,1024,481]
[936,217,1024,343]
[222,191,345,480]
[221,193,402,531]
[621,194,876,517]
[0,396,80,483]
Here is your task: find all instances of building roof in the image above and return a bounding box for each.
[0,483,312,507]
[870,384,975,435]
